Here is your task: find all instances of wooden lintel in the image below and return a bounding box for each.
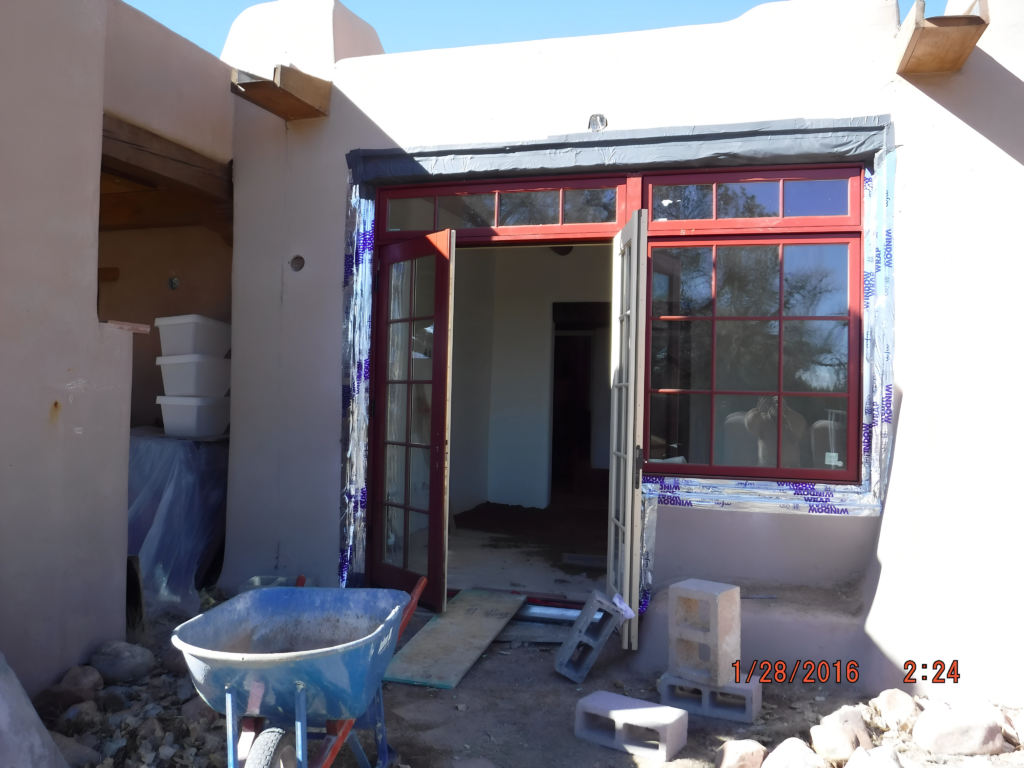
[231,65,331,122]
[897,0,989,75]
[101,114,233,202]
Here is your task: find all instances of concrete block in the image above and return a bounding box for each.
[0,652,69,768]
[575,690,688,760]
[668,579,740,686]
[658,671,761,724]
[554,590,622,684]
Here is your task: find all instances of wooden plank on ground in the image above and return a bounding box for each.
[384,590,525,689]
[495,620,569,644]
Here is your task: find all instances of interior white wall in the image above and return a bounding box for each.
[449,251,496,515]
[484,245,611,509]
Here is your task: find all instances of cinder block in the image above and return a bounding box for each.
[668,579,740,686]
[575,690,688,761]
[658,671,761,724]
[554,590,622,684]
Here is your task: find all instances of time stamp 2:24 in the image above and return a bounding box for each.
[730,660,961,684]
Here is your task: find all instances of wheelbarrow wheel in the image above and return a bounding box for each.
[246,727,297,768]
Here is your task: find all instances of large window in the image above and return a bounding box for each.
[645,168,862,482]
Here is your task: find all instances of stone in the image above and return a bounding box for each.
[762,737,830,768]
[59,665,105,701]
[871,689,919,732]
[0,652,69,768]
[161,646,190,676]
[158,744,177,760]
[912,705,1005,755]
[32,685,86,725]
[90,641,156,684]
[811,721,858,762]
[181,695,218,723]
[177,678,196,702]
[139,701,164,718]
[821,705,873,749]
[715,739,768,768]
[95,686,131,713]
[60,700,102,728]
[1001,710,1021,747]
[49,732,102,767]
[846,747,873,768]
[137,717,165,742]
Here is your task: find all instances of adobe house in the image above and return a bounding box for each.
[2,0,1022,707]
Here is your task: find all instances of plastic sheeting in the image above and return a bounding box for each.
[346,116,893,187]
[127,430,228,616]
[340,119,897,593]
[340,179,375,587]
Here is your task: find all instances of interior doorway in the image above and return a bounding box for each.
[445,244,613,602]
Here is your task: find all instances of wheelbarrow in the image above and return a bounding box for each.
[172,578,425,768]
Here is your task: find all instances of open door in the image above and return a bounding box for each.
[607,210,647,650]
[371,230,455,612]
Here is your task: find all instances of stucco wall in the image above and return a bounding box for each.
[98,227,233,428]
[224,0,1024,702]
[104,0,234,163]
[0,0,133,695]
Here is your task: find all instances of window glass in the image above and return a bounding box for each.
[387,197,434,231]
[411,320,433,380]
[651,321,712,390]
[389,261,411,320]
[784,179,848,217]
[499,190,559,226]
[386,384,407,442]
[782,320,849,393]
[438,194,495,229]
[651,247,713,317]
[408,511,429,575]
[717,182,780,218]
[384,507,404,566]
[652,185,713,221]
[781,397,848,469]
[715,321,779,391]
[783,244,848,316]
[412,256,435,317]
[387,322,409,381]
[714,395,774,467]
[649,393,711,463]
[716,246,779,317]
[563,188,617,224]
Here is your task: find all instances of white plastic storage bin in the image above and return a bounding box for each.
[157,354,231,397]
[157,396,230,438]
[154,314,231,357]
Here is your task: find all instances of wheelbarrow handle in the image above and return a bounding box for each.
[397,577,427,642]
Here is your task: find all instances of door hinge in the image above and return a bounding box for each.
[369,399,375,418]
[634,445,642,490]
[373,268,379,293]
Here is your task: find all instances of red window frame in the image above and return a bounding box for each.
[643,233,862,483]
[373,164,864,485]
[377,175,634,246]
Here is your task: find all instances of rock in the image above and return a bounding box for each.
[139,702,164,718]
[59,665,104,701]
[61,700,102,727]
[177,678,196,702]
[160,646,190,676]
[158,744,177,760]
[1001,710,1021,747]
[871,689,919,732]
[847,747,874,768]
[0,652,69,768]
[32,685,86,726]
[49,731,102,767]
[95,686,130,712]
[137,717,165,742]
[90,641,156,684]
[912,705,1005,755]
[716,739,768,768]
[181,695,218,723]
[822,705,874,749]
[762,738,830,768]
[99,736,127,760]
[811,721,858,763]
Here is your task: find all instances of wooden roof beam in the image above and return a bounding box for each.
[230,65,331,122]
[101,114,233,202]
[897,0,989,75]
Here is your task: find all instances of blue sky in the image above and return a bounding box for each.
[123,0,917,58]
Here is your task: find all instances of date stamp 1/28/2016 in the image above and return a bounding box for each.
[733,660,860,684]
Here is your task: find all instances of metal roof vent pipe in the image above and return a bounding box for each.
[588,114,608,132]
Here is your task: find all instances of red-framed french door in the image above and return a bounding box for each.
[369,231,455,611]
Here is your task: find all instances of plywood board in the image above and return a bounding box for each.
[384,590,525,689]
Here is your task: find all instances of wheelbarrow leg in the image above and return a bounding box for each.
[310,719,355,768]
[349,683,397,768]
[225,691,238,768]
[295,685,308,768]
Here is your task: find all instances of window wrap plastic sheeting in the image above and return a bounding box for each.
[340,177,375,587]
[641,148,897,528]
[127,431,228,617]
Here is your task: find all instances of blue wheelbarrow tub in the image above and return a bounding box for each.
[172,588,409,727]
